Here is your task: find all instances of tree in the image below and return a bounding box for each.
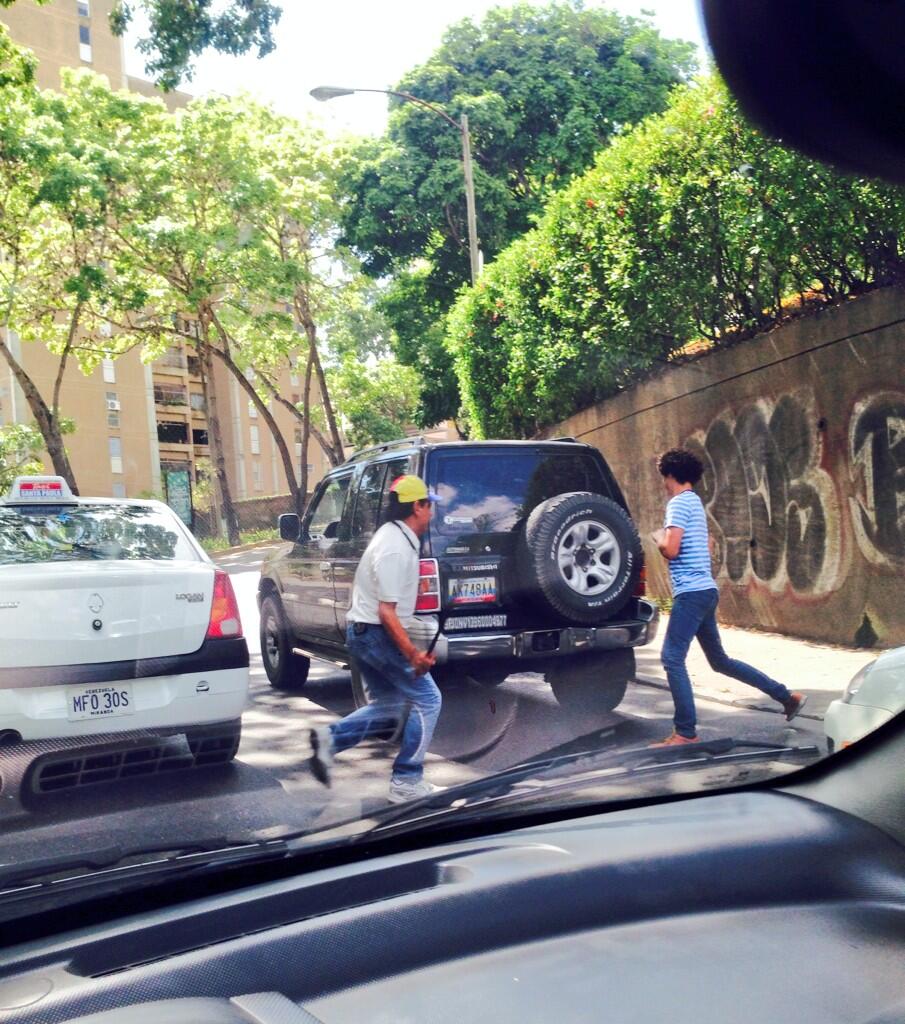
[0,0,282,92]
[0,31,163,492]
[0,421,45,491]
[446,76,905,438]
[340,1,696,423]
[377,266,464,433]
[327,356,422,450]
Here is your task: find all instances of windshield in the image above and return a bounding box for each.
[0,504,194,564]
[0,0,902,929]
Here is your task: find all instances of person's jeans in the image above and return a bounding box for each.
[660,588,791,738]
[329,624,442,782]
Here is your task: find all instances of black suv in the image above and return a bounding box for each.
[257,438,659,711]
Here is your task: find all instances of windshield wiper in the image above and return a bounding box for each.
[0,837,290,910]
[286,738,821,850]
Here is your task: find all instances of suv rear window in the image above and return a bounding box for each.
[428,448,610,556]
[0,503,194,565]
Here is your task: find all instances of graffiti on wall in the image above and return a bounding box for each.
[849,392,905,569]
[685,392,840,594]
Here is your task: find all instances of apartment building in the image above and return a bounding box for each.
[0,1,332,519]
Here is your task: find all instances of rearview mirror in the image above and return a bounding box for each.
[702,0,905,182]
[279,513,300,542]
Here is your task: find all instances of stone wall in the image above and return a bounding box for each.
[541,286,905,648]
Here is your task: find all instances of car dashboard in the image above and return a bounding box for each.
[1,778,904,1024]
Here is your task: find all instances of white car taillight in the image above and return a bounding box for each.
[416,558,441,613]
[207,570,243,639]
[632,563,647,598]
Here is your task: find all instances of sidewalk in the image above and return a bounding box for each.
[634,615,874,721]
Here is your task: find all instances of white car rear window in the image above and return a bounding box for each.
[0,503,196,565]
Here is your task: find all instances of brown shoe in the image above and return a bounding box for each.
[782,692,808,722]
[649,730,700,748]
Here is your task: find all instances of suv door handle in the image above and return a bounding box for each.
[319,561,333,580]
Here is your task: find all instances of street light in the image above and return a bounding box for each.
[311,84,482,284]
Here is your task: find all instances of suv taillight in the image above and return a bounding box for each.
[207,570,243,639]
[416,558,441,613]
[633,563,647,598]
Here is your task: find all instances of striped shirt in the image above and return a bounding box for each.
[664,489,717,596]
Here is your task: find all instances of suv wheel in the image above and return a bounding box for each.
[520,492,642,624]
[260,594,311,690]
[546,650,635,713]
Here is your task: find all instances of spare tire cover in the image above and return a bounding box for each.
[519,491,642,624]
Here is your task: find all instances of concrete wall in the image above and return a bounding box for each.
[541,286,905,648]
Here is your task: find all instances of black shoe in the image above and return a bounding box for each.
[309,726,334,787]
[782,692,808,722]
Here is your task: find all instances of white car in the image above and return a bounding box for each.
[0,476,249,784]
[824,645,905,752]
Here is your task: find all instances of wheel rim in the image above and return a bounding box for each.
[556,519,621,596]
[262,611,281,671]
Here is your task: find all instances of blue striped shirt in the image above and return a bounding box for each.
[665,489,717,596]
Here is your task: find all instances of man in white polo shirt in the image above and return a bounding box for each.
[309,474,444,803]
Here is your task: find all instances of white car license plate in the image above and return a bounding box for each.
[449,576,497,605]
[67,684,134,721]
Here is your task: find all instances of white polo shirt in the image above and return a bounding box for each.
[348,520,421,624]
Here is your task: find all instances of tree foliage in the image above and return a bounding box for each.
[340,1,696,423]
[0,0,282,91]
[447,76,905,438]
[327,356,422,450]
[0,421,44,490]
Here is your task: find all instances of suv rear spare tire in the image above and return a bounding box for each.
[519,491,642,624]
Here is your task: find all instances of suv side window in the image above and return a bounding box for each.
[378,457,411,523]
[350,462,387,541]
[306,475,351,544]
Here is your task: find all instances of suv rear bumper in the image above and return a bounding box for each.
[440,599,659,664]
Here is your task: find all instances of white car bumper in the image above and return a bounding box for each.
[0,666,248,742]
[824,698,894,750]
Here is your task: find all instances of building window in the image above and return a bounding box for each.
[106,390,120,428]
[252,460,263,491]
[189,391,206,412]
[109,437,122,474]
[154,383,187,407]
[111,482,126,499]
[77,0,90,16]
[248,400,257,419]
[101,358,115,384]
[192,428,209,446]
[249,425,260,455]
[79,24,92,62]
[157,421,188,444]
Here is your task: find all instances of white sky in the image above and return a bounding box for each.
[122,1,709,138]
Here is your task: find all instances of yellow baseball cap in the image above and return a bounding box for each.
[389,474,440,503]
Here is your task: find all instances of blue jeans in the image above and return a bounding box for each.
[330,624,442,782]
[661,588,791,738]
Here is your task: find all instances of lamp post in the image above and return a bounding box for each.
[310,85,482,284]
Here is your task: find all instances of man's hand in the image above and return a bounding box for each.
[378,600,437,677]
[653,526,683,560]
[409,650,436,676]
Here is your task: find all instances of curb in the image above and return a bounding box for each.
[206,539,284,557]
[634,673,825,723]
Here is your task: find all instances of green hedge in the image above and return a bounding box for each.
[446,77,905,438]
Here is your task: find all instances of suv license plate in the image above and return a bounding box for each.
[449,576,497,604]
[67,684,133,721]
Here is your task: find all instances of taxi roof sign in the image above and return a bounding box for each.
[5,475,76,503]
